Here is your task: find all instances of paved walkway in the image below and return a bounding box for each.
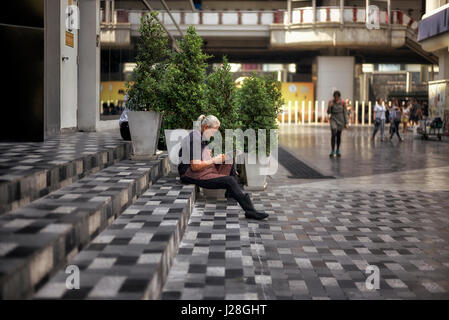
[161,125,449,300]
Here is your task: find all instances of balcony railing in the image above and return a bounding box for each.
[100,7,419,32]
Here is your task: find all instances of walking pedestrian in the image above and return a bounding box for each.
[389,99,403,142]
[372,98,387,141]
[402,102,410,134]
[327,90,348,157]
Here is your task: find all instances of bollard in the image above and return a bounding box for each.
[315,100,318,124]
[288,101,291,125]
[368,101,372,125]
[362,101,365,126]
[355,101,359,125]
[295,101,298,124]
[321,101,325,124]
[302,101,305,124]
[308,101,312,124]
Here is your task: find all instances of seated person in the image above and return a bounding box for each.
[178,115,268,220]
[119,95,131,141]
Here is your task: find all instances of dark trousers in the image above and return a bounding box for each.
[331,129,342,150]
[120,122,131,141]
[390,120,401,140]
[180,167,253,213]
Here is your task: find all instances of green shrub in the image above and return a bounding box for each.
[205,56,240,152]
[236,72,284,155]
[126,11,170,112]
[161,25,211,131]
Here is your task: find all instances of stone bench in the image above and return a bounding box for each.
[0,134,132,215]
[0,156,169,299]
[34,175,195,300]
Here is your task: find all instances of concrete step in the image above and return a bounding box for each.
[0,155,169,299]
[0,134,132,215]
[34,175,195,300]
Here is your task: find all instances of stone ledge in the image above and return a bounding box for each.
[33,175,195,300]
[0,155,169,299]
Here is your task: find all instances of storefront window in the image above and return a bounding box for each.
[99,0,138,120]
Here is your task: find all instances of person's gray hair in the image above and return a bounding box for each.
[197,114,220,128]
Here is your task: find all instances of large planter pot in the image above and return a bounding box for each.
[164,129,191,173]
[244,153,268,191]
[128,111,162,158]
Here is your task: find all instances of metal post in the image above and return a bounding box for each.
[368,101,372,125]
[315,100,318,124]
[141,0,180,52]
[105,0,110,23]
[340,0,344,25]
[321,101,325,124]
[308,101,312,124]
[355,101,359,125]
[295,101,298,124]
[387,0,391,26]
[362,101,365,125]
[302,101,305,124]
[312,0,316,25]
[366,0,369,25]
[288,101,292,124]
[159,0,184,37]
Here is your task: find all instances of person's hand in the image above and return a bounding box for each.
[212,154,226,164]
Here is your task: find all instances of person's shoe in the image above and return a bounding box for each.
[329,150,335,158]
[245,210,269,220]
[380,138,384,142]
[336,150,341,157]
[399,137,404,142]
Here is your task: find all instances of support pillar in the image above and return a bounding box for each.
[316,56,354,105]
[78,0,100,131]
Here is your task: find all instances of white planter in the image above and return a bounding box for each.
[244,153,268,191]
[164,129,191,173]
[128,111,162,158]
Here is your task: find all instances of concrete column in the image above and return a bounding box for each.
[340,0,344,25]
[316,56,354,103]
[406,72,412,92]
[44,0,61,137]
[426,0,440,14]
[282,64,288,82]
[312,0,316,25]
[78,0,100,131]
[420,65,429,83]
[436,49,449,80]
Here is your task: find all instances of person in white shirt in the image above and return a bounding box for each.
[372,98,387,141]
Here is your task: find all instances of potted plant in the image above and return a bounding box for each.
[204,56,241,154]
[126,11,170,158]
[161,25,211,168]
[237,73,283,190]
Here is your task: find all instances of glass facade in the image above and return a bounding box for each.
[99,0,138,120]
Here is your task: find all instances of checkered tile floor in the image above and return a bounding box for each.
[162,185,449,300]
